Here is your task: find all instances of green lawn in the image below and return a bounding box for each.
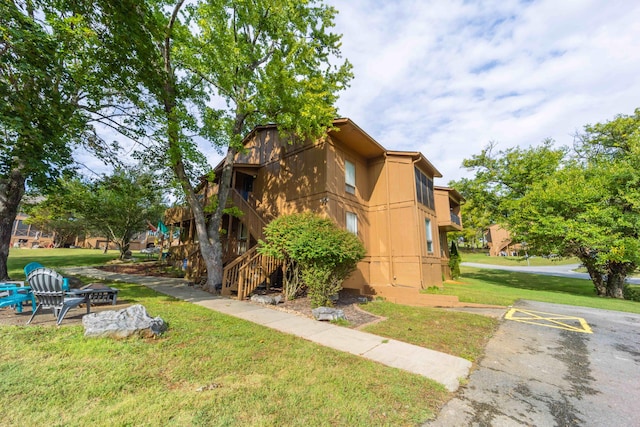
[0,282,449,425]
[427,266,640,314]
[360,301,498,362]
[7,248,121,280]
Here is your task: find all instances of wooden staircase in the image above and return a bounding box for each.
[229,189,269,242]
[221,246,281,300]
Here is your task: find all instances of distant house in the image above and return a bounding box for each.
[165,118,464,306]
[10,212,154,251]
[485,224,521,256]
[10,212,57,248]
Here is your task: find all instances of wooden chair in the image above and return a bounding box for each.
[26,267,89,325]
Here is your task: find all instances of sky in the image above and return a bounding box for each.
[324,0,640,184]
[77,0,640,186]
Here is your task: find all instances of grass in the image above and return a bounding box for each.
[459,249,580,266]
[360,301,498,362]
[5,247,457,424]
[426,266,640,314]
[7,248,120,280]
[0,282,449,426]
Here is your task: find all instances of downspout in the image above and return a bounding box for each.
[383,153,395,285]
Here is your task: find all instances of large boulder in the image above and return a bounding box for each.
[83,304,167,338]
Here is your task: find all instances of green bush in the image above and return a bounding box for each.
[448,241,462,279]
[259,213,366,307]
[623,284,640,302]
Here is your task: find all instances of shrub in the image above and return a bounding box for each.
[448,241,462,279]
[623,284,640,302]
[259,213,366,307]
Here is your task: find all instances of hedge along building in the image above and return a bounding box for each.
[165,118,464,306]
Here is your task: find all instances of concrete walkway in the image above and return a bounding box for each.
[64,267,473,392]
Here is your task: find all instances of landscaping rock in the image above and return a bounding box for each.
[82,304,167,338]
[312,307,346,321]
[250,294,277,305]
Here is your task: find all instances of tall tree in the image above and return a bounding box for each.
[0,1,133,279]
[463,110,640,299]
[86,0,352,291]
[84,167,167,259]
[510,110,640,298]
[451,140,565,249]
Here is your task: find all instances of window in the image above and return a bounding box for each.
[415,167,434,209]
[346,212,358,235]
[345,159,356,195]
[425,219,433,253]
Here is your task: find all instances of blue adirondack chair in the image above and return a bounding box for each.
[24,262,69,291]
[23,262,44,277]
[0,282,36,313]
[26,267,89,325]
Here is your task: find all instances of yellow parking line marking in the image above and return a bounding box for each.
[505,308,592,334]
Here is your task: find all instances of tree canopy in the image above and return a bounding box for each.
[24,168,166,259]
[81,0,353,290]
[0,0,142,279]
[458,109,640,299]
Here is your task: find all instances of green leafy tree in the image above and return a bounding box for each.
[0,1,141,279]
[259,213,365,307]
[510,111,640,298]
[83,167,167,260]
[22,180,90,247]
[448,177,495,248]
[82,0,353,292]
[463,110,640,298]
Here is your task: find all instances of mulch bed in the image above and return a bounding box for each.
[252,288,385,329]
[97,262,183,278]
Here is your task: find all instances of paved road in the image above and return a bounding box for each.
[462,262,640,285]
[428,300,640,426]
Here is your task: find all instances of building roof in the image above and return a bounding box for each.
[213,118,444,178]
[434,186,465,202]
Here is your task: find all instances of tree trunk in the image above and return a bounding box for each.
[120,238,130,260]
[0,169,26,280]
[202,144,238,291]
[606,262,632,299]
[578,249,607,296]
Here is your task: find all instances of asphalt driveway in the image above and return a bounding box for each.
[428,300,640,426]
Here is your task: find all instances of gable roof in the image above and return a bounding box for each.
[213,118,443,178]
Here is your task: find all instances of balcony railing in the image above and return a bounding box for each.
[450,213,461,226]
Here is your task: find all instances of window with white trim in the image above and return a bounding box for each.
[425,218,433,253]
[346,212,358,235]
[345,159,356,195]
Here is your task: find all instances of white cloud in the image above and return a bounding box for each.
[328,0,640,183]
